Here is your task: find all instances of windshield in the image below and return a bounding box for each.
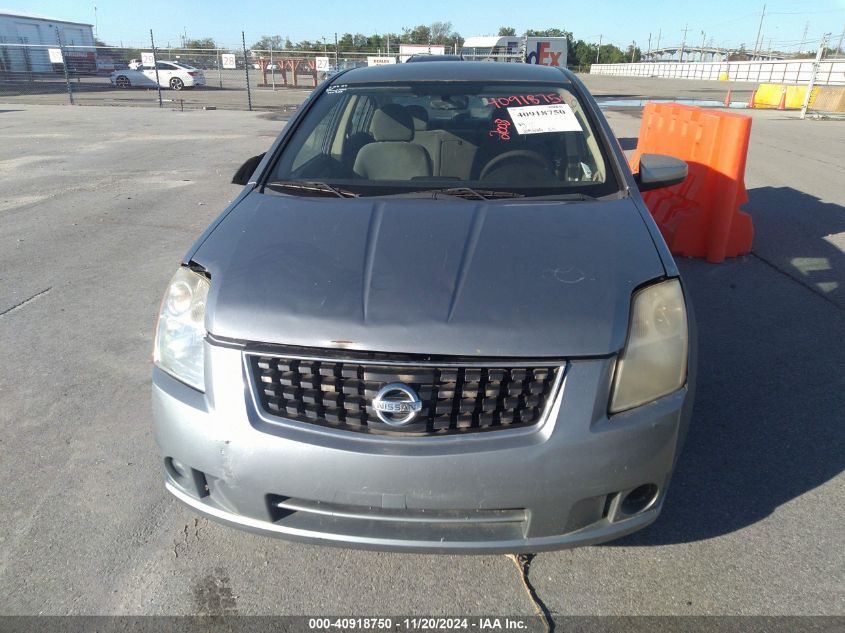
[269,81,618,198]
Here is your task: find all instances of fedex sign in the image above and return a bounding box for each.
[524,38,568,66]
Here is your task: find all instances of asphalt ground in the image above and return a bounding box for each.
[0,80,843,618]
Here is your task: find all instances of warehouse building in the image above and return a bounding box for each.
[0,10,96,74]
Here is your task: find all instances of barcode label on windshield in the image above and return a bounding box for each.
[507,104,582,135]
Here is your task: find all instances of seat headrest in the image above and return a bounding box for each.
[371,104,414,142]
[406,105,429,131]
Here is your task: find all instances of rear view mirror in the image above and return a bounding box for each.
[232,153,265,186]
[635,153,687,192]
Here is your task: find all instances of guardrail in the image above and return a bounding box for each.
[591,59,845,85]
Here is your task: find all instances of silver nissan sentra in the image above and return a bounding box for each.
[152,61,695,553]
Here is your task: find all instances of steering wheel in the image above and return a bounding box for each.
[479,150,552,180]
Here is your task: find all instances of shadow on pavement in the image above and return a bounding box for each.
[608,186,845,546]
[745,186,845,309]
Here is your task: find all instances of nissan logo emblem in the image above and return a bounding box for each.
[372,383,422,426]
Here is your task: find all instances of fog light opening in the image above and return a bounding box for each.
[620,484,659,516]
[165,457,187,481]
[165,458,210,499]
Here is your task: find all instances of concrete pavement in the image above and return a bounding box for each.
[0,91,842,617]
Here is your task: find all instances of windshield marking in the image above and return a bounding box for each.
[489,118,512,141]
[486,93,563,108]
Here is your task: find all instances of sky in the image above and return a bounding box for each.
[3,0,844,52]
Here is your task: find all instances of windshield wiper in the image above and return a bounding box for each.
[521,192,598,201]
[265,180,359,198]
[428,187,525,200]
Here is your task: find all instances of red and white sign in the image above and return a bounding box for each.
[367,56,396,66]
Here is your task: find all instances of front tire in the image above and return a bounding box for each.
[169,77,184,90]
[115,75,131,88]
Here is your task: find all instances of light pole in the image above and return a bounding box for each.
[753,4,766,59]
[801,33,830,119]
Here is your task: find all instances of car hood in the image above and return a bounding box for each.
[192,192,665,357]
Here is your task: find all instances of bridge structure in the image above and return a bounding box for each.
[642,46,784,62]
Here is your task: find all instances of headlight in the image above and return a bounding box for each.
[610,278,688,413]
[153,267,210,391]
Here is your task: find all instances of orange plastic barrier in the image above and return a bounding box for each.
[630,103,754,263]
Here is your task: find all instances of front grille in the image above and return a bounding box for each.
[249,354,561,435]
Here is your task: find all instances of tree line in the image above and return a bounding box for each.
[250,22,462,55]
[97,23,642,66]
[247,24,640,65]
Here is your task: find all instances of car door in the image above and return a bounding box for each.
[142,61,175,87]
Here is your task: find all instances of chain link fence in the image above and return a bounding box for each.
[0,30,547,112]
[0,33,381,112]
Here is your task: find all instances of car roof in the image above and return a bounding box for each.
[405,54,464,62]
[336,61,571,84]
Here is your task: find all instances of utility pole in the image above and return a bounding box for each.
[334,32,338,70]
[700,31,706,61]
[631,41,637,63]
[753,4,766,59]
[93,5,98,40]
[647,32,652,58]
[596,34,602,63]
[837,23,845,54]
[801,32,831,119]
[151,29,162,108]
[680,23,688,62]
[241,31,252,112]
[56,28,74,105]
[656,28,661,53]
[799,21,809,53]
[269,40,274,91]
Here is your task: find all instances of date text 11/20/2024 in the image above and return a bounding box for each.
[308,617,534,630]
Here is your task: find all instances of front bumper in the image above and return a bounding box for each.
[152,342,694,554]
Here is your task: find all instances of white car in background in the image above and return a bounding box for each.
[111,61,205,90]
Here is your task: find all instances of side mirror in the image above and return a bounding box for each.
[232,153,265,186]
[634,153,687,192]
